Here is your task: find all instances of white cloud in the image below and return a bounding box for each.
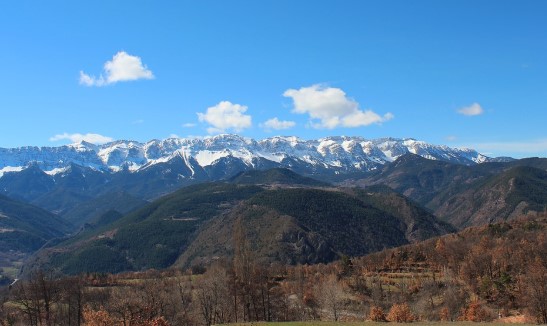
[131,119,144,125]
[49,133,113,144]
[197,101,252,134]
[182,123,196,128]
[261,118,296,131]
[79,51,154,87]
[79,72,96,86]
[283,84,393,129]
[457,102,484,116]
[446,135,457,141]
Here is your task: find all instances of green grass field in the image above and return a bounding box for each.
[221,322,537,326]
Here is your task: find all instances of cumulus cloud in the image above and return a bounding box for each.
[79,51,154,87]
[197,101,252,134]
[49,133,113,144]
[283,84,393,129]
[261,118,296,131]
[457,102,484,116]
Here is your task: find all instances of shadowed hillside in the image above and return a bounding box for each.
[25,169,454,275]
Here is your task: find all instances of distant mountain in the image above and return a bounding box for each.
[0,135,495,214]
[27,173,453,275]
[27,183,264,275]
[0,194,73,253]
[0,136,491,179]
[176,187,454,269]
[353,154,487,204]
[61,191,148,227]
[350,154,547,228]
[0,164,55,202]
[228,168,330,187]
[433,166,547,227]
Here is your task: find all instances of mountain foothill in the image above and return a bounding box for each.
[0,135,545,281]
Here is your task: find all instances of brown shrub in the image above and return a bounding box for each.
[150,317,171,326]
[439,307,450,321]
[387,303,415,322]
[458,300,491,322]
[369,305,387,322]
[82,306,117,326]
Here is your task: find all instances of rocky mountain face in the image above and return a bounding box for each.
[0,135,492,215]
[0,135,490,178]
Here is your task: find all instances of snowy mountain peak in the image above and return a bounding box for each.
[0,135,492,178]
[69,140,98,152]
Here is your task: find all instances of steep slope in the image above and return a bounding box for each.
[356,215,546,322]
[0,194,73,282]
[0,135,497,216]
[29,164,112,215]
[106,154,209,198]
[433,166,547,227]
[228,168,329,187]
[176,187,454,269]
[0,135,490,180]
[27,171,453,275]
[0,194,73,252]
[352,154,488,204]
[351,155,547,228]
[61,191,148,227]
[0,164,55,202]
[30,183,264,274]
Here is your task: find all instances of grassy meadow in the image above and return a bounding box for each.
[222,323,536,326]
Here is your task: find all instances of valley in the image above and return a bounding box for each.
[0,137,545,325]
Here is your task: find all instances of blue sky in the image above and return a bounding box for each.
[0,1,546,158]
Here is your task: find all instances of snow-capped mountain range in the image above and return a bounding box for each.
[0,134,490,178]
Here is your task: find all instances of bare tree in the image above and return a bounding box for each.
[522,258,547,323]
[11,270,59,326]
[315,274,344,321]
[195,264,232,326]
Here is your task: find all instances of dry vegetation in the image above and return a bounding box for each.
[0,215,545,326]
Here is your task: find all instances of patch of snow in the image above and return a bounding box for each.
[44,167,69,175]
[382,150,396,161]
[0,135,493,177]
[178,150,195,176]
[256,152,285,163]
[194,150,230,167]
[0,166,24,178]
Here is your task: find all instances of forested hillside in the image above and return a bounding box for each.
[2,215,544,325]
[351,154,547,228]
[24,169,453,276]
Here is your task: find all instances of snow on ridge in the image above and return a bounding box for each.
[0,166,24,178]
[194,150,230,167]
[44,167,69,176]
[0,135,490,176]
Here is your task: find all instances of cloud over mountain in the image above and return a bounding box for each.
[262,118,296,131]
[79,51,154,87]
[197,101,252,134]
[283,84,393,129]
[49,132,113,144]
